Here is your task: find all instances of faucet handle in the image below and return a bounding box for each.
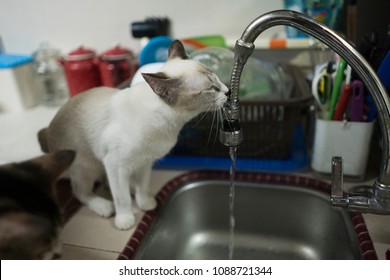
[331,156,348,207]
[331,157,390,213]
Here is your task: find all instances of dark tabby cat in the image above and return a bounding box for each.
[0,150,75,259]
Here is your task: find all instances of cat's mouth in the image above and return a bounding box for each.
[213,95,228,109]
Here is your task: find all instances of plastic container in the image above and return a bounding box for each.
[311,119,375,178]
[0,54,41,113]
[139,36,173,66]
[182,35,227,49]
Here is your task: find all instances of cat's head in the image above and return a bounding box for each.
[0,150,75,259]
[142,40,228,114]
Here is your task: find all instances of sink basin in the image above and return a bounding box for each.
[121,171,376,260]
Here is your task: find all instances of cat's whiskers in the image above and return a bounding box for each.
[208,105,226,146]
[218,106,224,123]
[207,109,217,146]
[218,107,224,125]
[190,104,214,128]
[213,108,222,145]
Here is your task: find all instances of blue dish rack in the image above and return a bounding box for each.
[155,125,308,172]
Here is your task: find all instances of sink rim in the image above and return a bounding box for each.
[117,170,378,260]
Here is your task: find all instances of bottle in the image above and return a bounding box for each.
[33,42,69,106]
[284,0,308,38]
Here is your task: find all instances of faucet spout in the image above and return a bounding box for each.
[224,9,390,214]
[219,40,253,147]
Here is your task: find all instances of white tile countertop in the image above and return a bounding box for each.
[0,105,389,259]
[0,105,58,164]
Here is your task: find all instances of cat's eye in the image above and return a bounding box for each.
[208,85,220,92]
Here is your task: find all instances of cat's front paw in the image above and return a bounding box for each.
[115,213,135,230]
[136,195,157,211]
[89,197,115,218]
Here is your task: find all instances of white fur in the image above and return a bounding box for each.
[44,55,228,230]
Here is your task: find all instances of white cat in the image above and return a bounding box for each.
[38,40,228,230]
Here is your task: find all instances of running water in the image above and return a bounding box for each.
[228,146,237,260]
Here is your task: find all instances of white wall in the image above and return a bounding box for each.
[0,0,284,55]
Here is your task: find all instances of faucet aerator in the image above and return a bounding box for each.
[219,119,243,147]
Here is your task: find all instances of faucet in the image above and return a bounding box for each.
[220,10,390,214]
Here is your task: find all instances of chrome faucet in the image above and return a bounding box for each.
[220,10,390,214]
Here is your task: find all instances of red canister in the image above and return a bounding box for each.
[61,46,102,96]
[99,45,135,87]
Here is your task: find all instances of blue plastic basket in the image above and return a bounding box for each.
[155,125,308,172]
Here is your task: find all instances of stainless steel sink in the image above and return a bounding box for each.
[129,172,370,260]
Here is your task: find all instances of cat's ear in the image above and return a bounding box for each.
[167,40,188,60]
[31,150,76,182]
[142,72,181,104]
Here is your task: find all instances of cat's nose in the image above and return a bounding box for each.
[221,83,230,96]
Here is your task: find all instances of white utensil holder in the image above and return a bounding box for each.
[311,119,375,178]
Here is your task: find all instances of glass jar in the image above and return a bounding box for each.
[33,42,69,106]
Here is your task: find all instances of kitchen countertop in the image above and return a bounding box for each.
[1,105,389,259]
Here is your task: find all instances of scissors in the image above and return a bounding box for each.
[311,62,336,112]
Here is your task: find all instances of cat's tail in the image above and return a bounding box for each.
[38,128,50,153]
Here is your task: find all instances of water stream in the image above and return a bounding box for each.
[228,146,237,260]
